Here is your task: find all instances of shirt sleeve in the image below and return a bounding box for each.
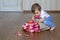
[40,9,50,18]
[41,11,46,18]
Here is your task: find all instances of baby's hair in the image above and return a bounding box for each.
[31,3,41,14]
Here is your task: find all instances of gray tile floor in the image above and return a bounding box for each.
[0,12,60,40]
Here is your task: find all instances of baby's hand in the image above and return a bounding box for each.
[35,19,39,23]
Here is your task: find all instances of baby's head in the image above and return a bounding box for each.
[31,3,41,15]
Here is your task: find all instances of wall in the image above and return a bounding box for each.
[56,0,60,10]
[23,0,57,10]
[0,0,60,11]
[0,0,22,11]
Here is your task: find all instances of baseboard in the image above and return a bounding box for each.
[46,10,60,13]
[0,10,60,13]
[23,10,60,13]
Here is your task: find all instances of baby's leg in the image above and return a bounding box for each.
[43,20,55,31]
[39,23,50,31]
[50,26,55,31]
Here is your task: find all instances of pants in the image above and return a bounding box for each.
[43,16,55,28]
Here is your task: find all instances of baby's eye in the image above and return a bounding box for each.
[35,13,38,14]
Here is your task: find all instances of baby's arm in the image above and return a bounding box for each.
[32,15,35,20]
[32,15,37,22]
[32,15,45,23]
[36,17,46,23]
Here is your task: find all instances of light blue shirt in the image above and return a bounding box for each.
[40,9,50,18]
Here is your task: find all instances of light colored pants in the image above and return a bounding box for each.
[39,23,50,31]
[38,16,55,31]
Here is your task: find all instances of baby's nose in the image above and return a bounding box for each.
[35,11,38,14]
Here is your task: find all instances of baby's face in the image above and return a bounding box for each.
[34,9,40,16]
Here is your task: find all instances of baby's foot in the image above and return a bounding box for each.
[50,27,55,31]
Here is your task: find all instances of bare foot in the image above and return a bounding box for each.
[50,27,55,31]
